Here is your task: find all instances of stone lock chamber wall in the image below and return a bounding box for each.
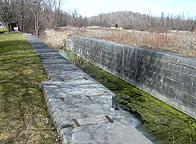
[66,34,196,119]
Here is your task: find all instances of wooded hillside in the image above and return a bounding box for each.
[1,0,196,36]
[88,11,196,31]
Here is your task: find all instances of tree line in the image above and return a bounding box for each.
[1,0,196,37]
[0,0,87,36]
[88,11,196,32]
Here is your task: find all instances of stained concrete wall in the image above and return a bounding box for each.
[67,34,196,119]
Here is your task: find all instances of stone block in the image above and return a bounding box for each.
[159,68,172,78]
[60,119,152,144]
[161,83,170,91]
[171,71,181,81]
[50,103,122,132]
[43,64,80,72]
[178,57,196,69]
[46,69,89,81]
[160,53,178,63]
[176,65,189,75]
[183,85,196,96]
[169,87,183,98]
[163,77,173,86]
[161,90,176,99]
[186,94,196,104]
[171,80,184,91]
[167,63,176,72]
[179,74,193,86]
[42,79,116,109]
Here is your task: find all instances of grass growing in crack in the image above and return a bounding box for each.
[65,50,196,144]
[0,32,61,143]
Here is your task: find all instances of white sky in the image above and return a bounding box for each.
[62,0,196,18]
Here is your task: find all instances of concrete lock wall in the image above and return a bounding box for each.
[66,34,196,119]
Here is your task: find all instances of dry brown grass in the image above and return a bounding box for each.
[41,27,196,58]
[40,29,69,51]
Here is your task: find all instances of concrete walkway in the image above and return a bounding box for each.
[24,33,152,144]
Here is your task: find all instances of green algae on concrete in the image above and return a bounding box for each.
[0,32,61,144]
[65,50,196,144]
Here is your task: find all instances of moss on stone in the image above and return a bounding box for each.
[65,50,196,144]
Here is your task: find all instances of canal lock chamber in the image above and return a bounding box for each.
[58,49,196,144]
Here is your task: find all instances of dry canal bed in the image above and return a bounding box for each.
[25,34,152,144]
[59,49,196,144]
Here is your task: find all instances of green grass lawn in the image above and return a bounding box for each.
[0,32,61,143]
[0,28,8,32]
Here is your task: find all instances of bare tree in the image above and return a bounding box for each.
[0,0,72,36]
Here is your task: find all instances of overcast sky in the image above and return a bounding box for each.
[63,0,196,18]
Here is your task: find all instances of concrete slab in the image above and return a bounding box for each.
[49,103,122,132]
[43,64,81,72]
[60,120,152,144]
[42,80,116,108]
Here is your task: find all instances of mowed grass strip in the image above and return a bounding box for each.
[0,28,8,32]
[0,32,61,144]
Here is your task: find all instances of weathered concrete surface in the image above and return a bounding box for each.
[24,33,152,144]
[67,34,196,119]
